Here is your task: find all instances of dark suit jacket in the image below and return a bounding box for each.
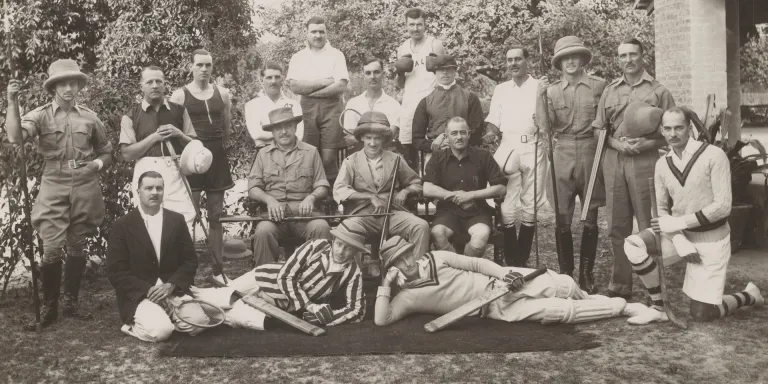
[106,208,198,324]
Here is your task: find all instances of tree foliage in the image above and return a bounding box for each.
[740,33,768,88]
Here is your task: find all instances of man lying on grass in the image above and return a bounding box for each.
[622,106,764,324]
[374,236,646,326]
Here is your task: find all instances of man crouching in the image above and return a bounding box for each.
[375,236,633,326]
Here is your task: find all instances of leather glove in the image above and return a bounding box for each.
[395,54,414,73]
[306,303,334,325]
[503,271,525,291]
[658,215,687,233]
[302,311,323,326]
[425,52,438,72]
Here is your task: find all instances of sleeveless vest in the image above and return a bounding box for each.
[129,102,186,157]
[182,85,225,140]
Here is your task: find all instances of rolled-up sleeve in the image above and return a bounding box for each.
[91,118,113,155]
[334,50,350,82]
[20,108,43,139]
[119,115,137,146]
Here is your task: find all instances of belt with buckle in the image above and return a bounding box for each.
[503,133,537,144]
[67,159,89,169]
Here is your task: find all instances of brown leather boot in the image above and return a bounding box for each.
[24,261,61,331]
[62,257,92,320]
[579,227,599,294]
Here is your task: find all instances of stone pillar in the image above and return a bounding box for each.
[726,2,741,144]
[654,0,728,121]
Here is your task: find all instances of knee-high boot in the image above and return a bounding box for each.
[25,261,62,331]
[579,227,599,294]
[503,226,519,266]
[62,257,92,320]
[557,230,574,277]
[518,224,536,267]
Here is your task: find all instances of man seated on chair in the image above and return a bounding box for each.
[221,220,369,327]
[248,107,332,267]
[423,117,507,257]
[374,236,633,326]
[334,111,430,260]
[622,106,764,325]
[119,65,198,233]
[106,171,206,342]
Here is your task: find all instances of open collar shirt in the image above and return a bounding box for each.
[485,75,539,135]
[244,91,304,147]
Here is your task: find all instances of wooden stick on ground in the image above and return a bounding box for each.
[207,276,326,336]
[219,213,393,223]
[647,178,688,330]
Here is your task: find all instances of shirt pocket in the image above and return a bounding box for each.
[552,98,570,129]
[292,167,314,192]
[72,124,93,158]
[264,168,280,189]
[39,123,65,157]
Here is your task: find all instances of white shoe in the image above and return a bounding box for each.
[744,282,765,307]
[621,302,650,317]
[120,324,135,337]
[627,305,669,325]
[211,273,231,286]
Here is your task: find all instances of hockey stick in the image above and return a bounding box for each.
[220,213,393,223]
[424,266,548,333]
[207,276,326,336]
[648,178,688,330]
[6,0,41,332]
[164,141,227,283]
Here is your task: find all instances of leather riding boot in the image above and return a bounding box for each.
[25,261,62,331]
[502,226,519,266]
[557,230,574,277]
[62,257,93,320]
[579,227,599,294]
[518,224,536,267]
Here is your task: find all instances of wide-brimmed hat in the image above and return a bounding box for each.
[179,140,213,176]
[380,236,414,269]
[222,238,252,259]
[329,220,369,254]
[262,107,303,131]
[43,59,89,93]
[427,54,457,73]
[624,101,663,138]
[354,111,393,142]
[492,139,522,175]
[551,36,592,71]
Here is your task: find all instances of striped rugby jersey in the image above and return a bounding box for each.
[253,239,365,326]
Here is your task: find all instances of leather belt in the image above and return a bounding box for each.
[503,132,537,144]
[47,159,89,169]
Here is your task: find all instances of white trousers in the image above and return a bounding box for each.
[190,281,268,330]
[132,157,197,234]
[398,90,432,144]
[121,295,204,343]
[498,140,548,227]
[485,268,626,323]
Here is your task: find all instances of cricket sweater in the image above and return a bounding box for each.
[654,140,732,243]
[374,251,507,326]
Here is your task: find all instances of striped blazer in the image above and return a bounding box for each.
[253,239,365,326]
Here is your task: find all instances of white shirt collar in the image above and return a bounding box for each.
[138,204,163,222]
[665,138,701,160]
[141,98,171,112]
[438,80,457,90]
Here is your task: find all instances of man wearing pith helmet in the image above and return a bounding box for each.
[6,59,114,330]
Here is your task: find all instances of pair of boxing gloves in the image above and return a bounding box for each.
[395,52,439,74]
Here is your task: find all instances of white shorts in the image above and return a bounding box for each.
[660,232,731,305]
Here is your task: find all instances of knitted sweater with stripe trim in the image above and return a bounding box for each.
[654,140,732,243]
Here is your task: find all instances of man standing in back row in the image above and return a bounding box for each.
[170,49,234,282]
[394,7,446,167]
[287,16,349,182]
[593,38,675,299]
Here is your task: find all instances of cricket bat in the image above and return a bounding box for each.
[207,276,326,336]
[424,267,549,333]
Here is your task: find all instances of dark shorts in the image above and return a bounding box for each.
[431,209,493,236]
[301,96,344,150]
[188,139,234,192]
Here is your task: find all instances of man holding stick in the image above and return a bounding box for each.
[536,36,606,291]
[593,38,675,299]
[374,236,630,326]
[248,107,331,267]
[622,107,764,324]
[6,59,113,328]
[334,111,429,259]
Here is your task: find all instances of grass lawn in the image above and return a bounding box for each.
[1,205,766,384]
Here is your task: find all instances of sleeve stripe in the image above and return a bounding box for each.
[695,211,710,226]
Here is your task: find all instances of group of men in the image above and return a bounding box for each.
[5,7,763,341]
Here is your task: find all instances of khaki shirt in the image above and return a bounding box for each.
[248,141,329,211]
[537,74,606,138]
[21,101,112,161]
[592,70,676,138]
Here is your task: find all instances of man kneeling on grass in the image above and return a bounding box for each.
[622,106,764,324]
[374,236,639,326]
[218,220,368,327]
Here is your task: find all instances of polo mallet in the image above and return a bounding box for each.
[172,298,226,329]
[424,266,548,332]
[219,212,393,223]
[6,0,41,331]
[379,155,401,282]
[648,178,687,330]
[164,140,227,283]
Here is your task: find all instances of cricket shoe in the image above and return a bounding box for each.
[211,273,232,286]
[627,305,668,325]
[744,282,765,307]
[620,302,649,318]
